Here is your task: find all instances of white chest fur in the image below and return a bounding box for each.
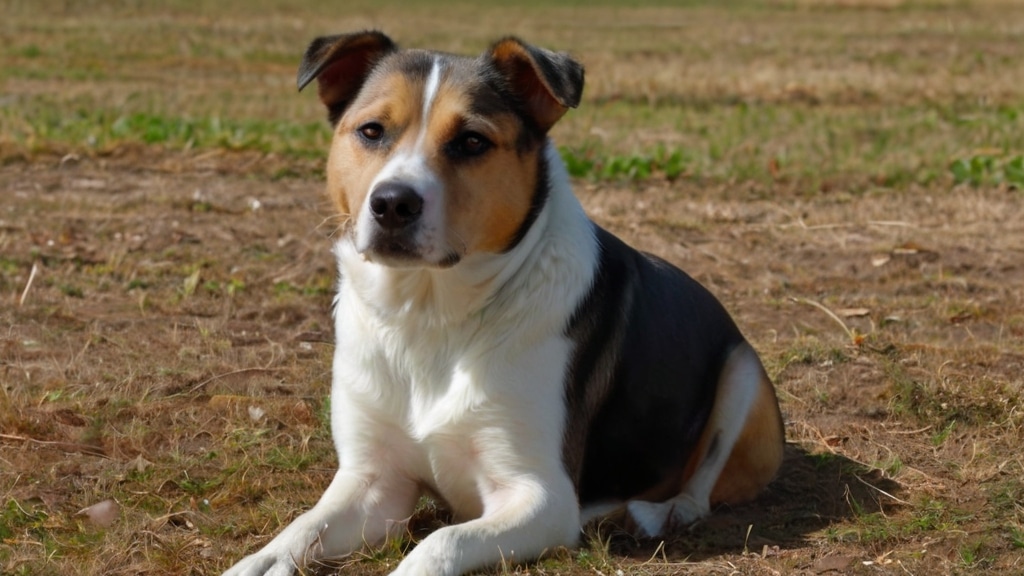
[328,143,598,519]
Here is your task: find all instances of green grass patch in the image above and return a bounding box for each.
[177,470,224,498]
[273,277,333,298]
[266,446,317,471]
[0,499,49,543]
[560,144,689,181]
[950,154,1024,187]
[1010,527,1024,550]
[1,107,332,158]
[780,341,850,368]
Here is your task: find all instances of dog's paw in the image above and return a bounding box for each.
[222,519,321,576]
[222,551,298,576]
[387,534,457,576]
[626,500,671,538]
[389,558,441,576]
[388,550,449,576]
[626,494,708,538]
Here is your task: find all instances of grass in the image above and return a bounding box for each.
[2,0,1024,575]
[4,106,332,159]
[950,153,1024,187]
[4,87,1023,190]
[4,1,1024,191]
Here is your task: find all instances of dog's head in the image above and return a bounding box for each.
[298,32,583,268]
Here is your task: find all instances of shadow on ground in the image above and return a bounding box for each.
[598,443,902,561]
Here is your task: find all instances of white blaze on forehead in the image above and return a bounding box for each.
[365,57,444,200]
[416,58,442,150]
[422,58,442,120]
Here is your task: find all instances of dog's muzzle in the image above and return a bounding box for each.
[362,181,425,262]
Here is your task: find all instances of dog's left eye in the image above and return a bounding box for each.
[357,123,385,142]
[448,132,492,158]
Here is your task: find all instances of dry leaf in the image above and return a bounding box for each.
[130,454,153,474]
[823,435,847,447]
[77,499,119,528]
[813,554,856,573]
[248,405,266,422]
[893,240,924,255]
[837,308,870,318]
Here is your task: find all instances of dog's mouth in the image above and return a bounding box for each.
[359,230,462,269]
[366,235,420,262]
[359,228,419,261]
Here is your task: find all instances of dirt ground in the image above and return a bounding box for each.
[1,146,1022,575]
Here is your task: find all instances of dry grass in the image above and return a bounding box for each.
[2,1,1024,575]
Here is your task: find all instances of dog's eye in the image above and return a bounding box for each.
[448,132,492,158]
[357,123,384,142]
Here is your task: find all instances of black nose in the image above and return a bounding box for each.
[368,183,423,230]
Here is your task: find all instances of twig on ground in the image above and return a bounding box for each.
[19,262,39,306]
[0,433,108,458]
[790,297,859,344]
[854,473,910,506]
[184,367,284,395]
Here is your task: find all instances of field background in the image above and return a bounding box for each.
[2,0,1023,574]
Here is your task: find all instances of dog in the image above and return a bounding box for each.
[223,31,784,576]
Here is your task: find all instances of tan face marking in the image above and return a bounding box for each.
[325,69,426,221]
[427,83,540,255]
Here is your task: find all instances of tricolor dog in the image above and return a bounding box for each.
[224,31,784,576]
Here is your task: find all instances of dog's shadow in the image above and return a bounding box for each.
[592,443,902,562]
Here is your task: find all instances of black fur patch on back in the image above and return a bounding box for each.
[563,226,747,503]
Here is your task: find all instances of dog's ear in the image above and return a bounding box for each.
[486,38,584,133]
[297,31,397,125]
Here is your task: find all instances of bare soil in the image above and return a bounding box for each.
[2,148,1023,575]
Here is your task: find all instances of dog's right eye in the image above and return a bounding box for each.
[357,123,384,142]
[447,131,492,159]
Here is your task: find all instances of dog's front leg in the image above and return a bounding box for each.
[224,470,418,576]
[390,337,582,576]
[391,473,579,576]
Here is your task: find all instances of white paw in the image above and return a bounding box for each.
[666,493,708,526]
[626,500,671,538]
[388,542,450,576]
[222,550,298,576]
[626,494,709,538]
[223,519,320,576]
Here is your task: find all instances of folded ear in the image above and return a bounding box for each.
[297,31,397,124]
[486,37,584,133]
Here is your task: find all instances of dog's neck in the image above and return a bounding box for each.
[334,142,595,332]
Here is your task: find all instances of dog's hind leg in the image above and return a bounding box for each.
[626,342,784,538]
